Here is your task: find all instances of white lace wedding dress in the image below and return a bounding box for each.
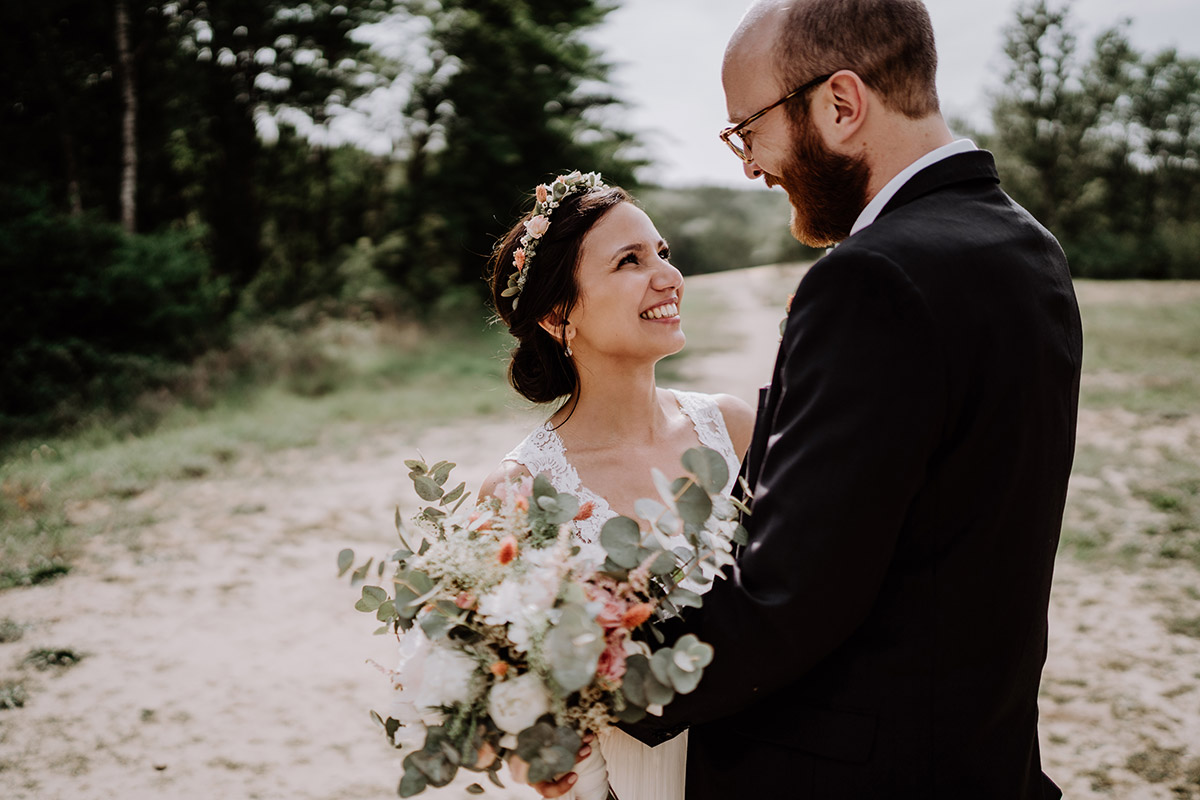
[502,389,742,800]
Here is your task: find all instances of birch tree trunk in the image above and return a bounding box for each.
[115,0,137,233]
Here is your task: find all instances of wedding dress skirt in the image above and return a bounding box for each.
[597,728,687,800]
[565,728,687,800]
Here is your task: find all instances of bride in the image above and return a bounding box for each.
[480,171,754,800]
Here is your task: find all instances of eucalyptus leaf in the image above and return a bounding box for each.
[651,468,679,509]
[515,722,581,784]
[398,764,427,797]
[350,557,373,586]
[634,497,667,523]
[649,648,675,687]
[404,460,427,474]
[543,492,579,524]
[670,588,704,609]
[622,654,675,708]
[385,716,401,746]
[430,461,455,486]
[355,584,388,613]
[732,524,749,546]
[726,497,747,518]
[418,605,457,641]
[672,480,713,527]
[409,748,457,787]
[543,604,606,694]
[532,473,556,500]
[614,701,647,724]
[441,482,467,506]
[466,785,485,795]
[371,709,385,729]
[336,548,354,577]
[599,516,641,569]
[682,447,729,495]
[376,600,397,621]
[644,550,674,576]
[394,570,435,618]
[413,474,444,501]
[488,768,506,788]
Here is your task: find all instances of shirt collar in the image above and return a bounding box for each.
[849,138,978,237]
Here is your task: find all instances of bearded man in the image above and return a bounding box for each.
[528,1,1082,798]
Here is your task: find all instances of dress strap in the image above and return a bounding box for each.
[668,389,740,495]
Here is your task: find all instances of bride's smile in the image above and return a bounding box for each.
[567,201,687,361]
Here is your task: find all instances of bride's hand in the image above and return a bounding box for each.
[509,733,594,798]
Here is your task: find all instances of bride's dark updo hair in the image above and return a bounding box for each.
[488,181,632,404]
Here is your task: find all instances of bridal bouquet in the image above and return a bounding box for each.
[338,447,747,797]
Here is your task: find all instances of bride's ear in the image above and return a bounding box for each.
[537,309,574,350]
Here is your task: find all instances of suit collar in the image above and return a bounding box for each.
[876,149,1000,222]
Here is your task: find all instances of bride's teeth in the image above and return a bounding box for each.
[640,303,678,320]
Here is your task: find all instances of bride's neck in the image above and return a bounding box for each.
[552,359,666,447]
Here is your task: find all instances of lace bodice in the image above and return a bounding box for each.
[502,389,741,547]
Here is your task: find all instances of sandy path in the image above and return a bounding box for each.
[2,265,1198,799]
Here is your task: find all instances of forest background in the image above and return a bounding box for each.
[2,0,1198,440]
[1,0,1198,564]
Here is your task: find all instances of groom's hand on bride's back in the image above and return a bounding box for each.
[509,733,593,798]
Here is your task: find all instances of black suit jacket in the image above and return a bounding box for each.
[625,151,1082,799]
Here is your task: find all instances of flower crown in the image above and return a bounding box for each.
[501,170,607,308]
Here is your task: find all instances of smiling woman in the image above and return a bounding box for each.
[480,173,755,799]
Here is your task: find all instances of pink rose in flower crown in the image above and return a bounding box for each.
[536,184,548,204]
[525,215,550,238]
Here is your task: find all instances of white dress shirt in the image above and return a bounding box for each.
[849,138,978,237]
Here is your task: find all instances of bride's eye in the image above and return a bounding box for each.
[658,246,671,261]
[618,252,638,268]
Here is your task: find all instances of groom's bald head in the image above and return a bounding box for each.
[726,0,940,119]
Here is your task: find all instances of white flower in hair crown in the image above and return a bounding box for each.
[502,170,606,308]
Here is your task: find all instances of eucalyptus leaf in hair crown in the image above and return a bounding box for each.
[502,170,606,309]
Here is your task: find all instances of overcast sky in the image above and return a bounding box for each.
[588,0,1200,187]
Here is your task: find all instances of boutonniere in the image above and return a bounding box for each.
[780,293,795,338]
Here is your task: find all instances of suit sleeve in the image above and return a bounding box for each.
[624,249,946,744]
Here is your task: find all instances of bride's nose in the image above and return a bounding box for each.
[652,257,683,291]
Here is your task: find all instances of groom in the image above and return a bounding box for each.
[529,1,1082,798]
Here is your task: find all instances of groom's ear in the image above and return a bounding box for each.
[821,70,868,144]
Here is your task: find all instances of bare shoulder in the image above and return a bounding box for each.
[711,393,755,459]
[479,461,532,501]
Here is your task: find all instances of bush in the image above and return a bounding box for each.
[639,187,822,275]
[0,188,229,439]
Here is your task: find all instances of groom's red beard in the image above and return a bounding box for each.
[767,112,871,247]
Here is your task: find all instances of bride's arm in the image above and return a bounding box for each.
[478,461,532,501]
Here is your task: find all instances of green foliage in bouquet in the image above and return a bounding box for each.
[337,446,748,795]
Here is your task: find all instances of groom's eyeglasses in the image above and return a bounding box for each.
[719,73,835,163]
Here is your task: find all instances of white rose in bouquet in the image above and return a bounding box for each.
[487,672,551,735]
[395,625,479,715]
[415,642,478,709]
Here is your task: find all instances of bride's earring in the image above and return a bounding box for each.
[563,319,572,358]
[565,344,573,357]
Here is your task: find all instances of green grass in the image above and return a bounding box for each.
[1078,290,1200,414]
[0,317,515,587]
[1058,282,1200,571]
